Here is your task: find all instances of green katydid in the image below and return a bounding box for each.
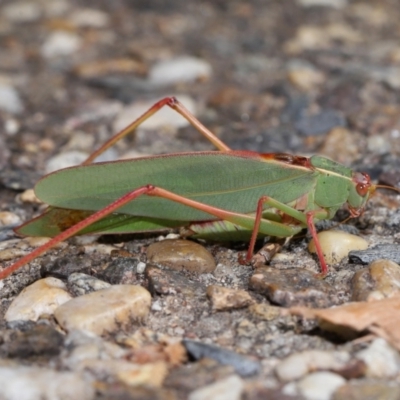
[0,97,379,280]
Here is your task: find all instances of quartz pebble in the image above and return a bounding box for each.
[69,8,109,28]
[206,285,254,311]
[0,211,21,227]
[148,56,212,86]
[19,188,41,203]
[75,359,168,387]
[188,375,244,400]
[54,285,151,334]
[308,230,368,264]
[45,150,89,173]
[352,259,400,301]
[297,0,347,8]
[276,350,350,381]
[0,84,24,114]
[356,338,400,378]
[147,239,216,273]
[5,277,72,322]
[0,366,94,400]
[68,273,111,296]
[250,267,338,308]
[41,31,82,58]
[2,1,42,22]
[296,371,345,400]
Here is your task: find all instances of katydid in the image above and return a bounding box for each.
[0,97,379,280]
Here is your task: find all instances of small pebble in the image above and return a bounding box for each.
[356,338,400,378]
[148,56,212,86]
[73,358,167,387]
[297,0,347,8]
[19,188,42,203]
[147,239,216,274]
[296,371,345,400]
[206,285,254,311]
[295,110,346,136]
[2,1,42,22]
[4,118,20,135]
[183,339,261,377]
[349,244,400,265]
[136,261,146,273]
[69,8,109,28]
[250,267,338,308]
[188,375,244,400]
[287,60,325,91]
[45,150,89,173]
[41,31,82,58]
[101,257,141,284]
[333,381,400,400]
[275,350,350,381]
[63,330,127,369]
[0,84,24,114]
[308,230,368,264]
[68,273,111,296]
[5,277,72,322]
[352,259,400,301]
[2,324,64,358]
[0,211,21,228]
[54,285,151,334]
[112,95,197,132]
[0,366,94,400]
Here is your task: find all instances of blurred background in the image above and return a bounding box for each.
[1,0,400,189]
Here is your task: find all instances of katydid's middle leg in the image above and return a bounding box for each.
[83,97,230,165]
[247,195,330,275]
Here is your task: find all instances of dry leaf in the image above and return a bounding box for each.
[290,294,400,350]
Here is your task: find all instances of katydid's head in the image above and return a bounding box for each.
[347,172,375,217]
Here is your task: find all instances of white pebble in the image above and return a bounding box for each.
[0,366,94,400]
[297,0,347,8]
[276,350,350,381]
[46,150,89,173]
[356,338,400,378]
[136,261,146,273]
[188,375,244,400]
[297,372,345,400]
[308,230,368,264]
[69,8,109,28]
[2,1,42,22]
[41,31,82,58]
[0,84,24,114]
[148,56,212,86]
[112,95,197,132]
[19,188,41,203]
[4,118,20,135]
[0,211,21,227]
[54,285,151,334]
[5,277,72,322]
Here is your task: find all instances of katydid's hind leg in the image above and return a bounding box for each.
[0,185,300,280]
[83,97,230,165]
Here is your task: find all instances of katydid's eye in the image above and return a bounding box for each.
[357,183,369,196]
[353,172,371,197]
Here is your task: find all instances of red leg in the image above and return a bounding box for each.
[306,212,328,276]
[83,97,230,165]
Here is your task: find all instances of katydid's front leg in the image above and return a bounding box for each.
[247,196,330,275]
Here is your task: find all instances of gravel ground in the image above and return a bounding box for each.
[1,1,400,399]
